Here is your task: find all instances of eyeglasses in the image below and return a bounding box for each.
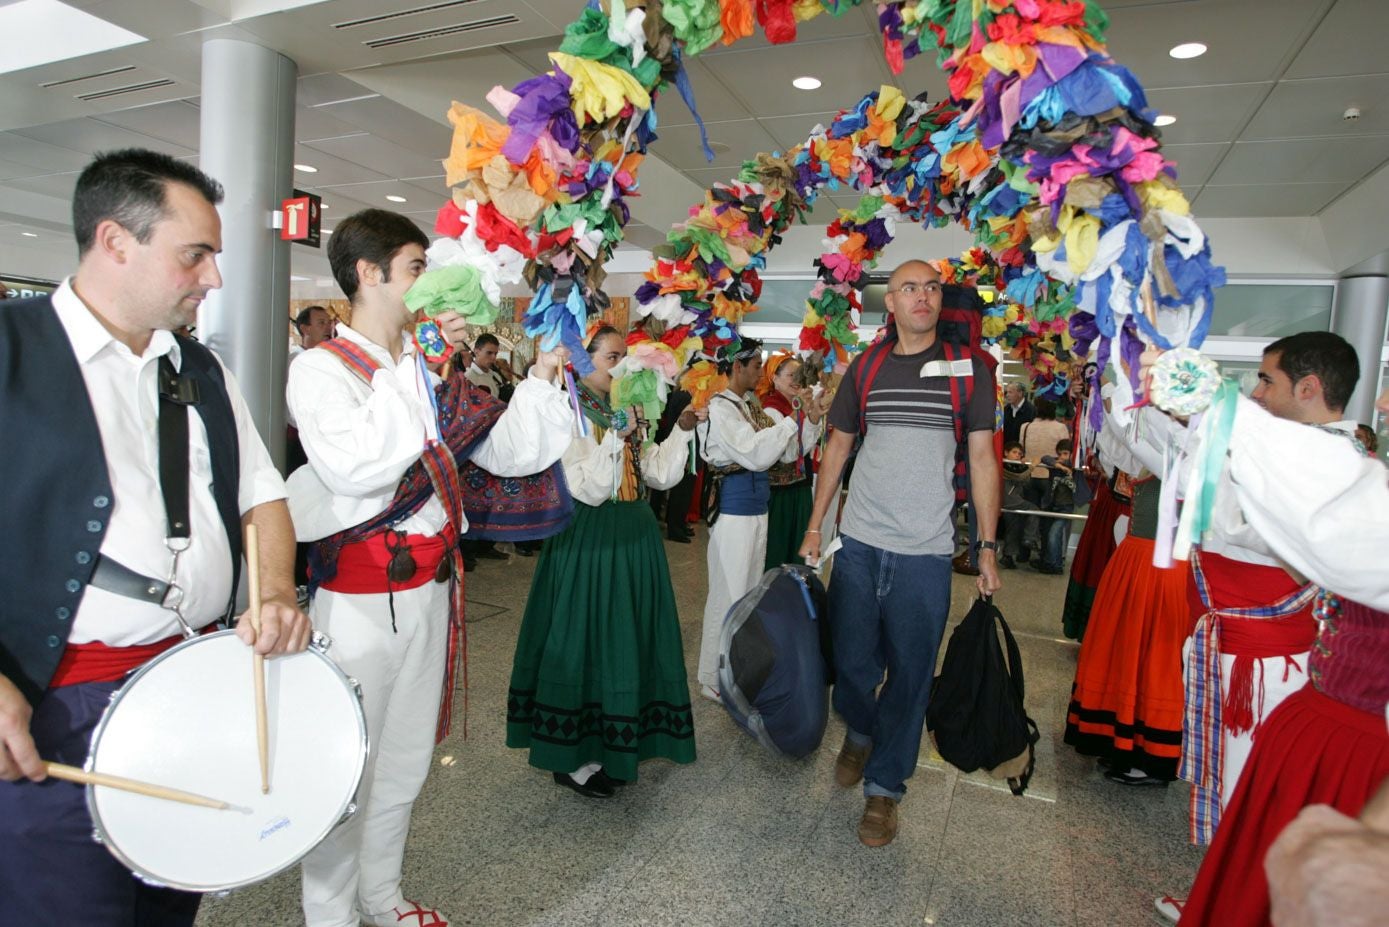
[888,281,943,297]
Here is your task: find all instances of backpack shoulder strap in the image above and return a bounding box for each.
[318,338,383,385]
[941,341,976,444]
[854,340,895,437]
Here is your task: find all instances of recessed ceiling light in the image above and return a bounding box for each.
[323,228,333,235]
[320,202,329,209]
[294,163,318,173]
[21,231,38,237]
[385,195,407,203]
[792,76,821,90]
[1169,42,1207,59]
[1154,114,1177,127]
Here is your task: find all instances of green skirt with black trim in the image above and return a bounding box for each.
[763,480,814,573]
[506,499,696,780]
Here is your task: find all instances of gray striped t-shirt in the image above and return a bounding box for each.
[827,341,996,556]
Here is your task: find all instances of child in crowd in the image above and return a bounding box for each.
[1035,439,1077,574]
[999,441,1039,569]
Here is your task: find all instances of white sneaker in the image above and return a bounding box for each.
[699,684,721,704]
[362,901,450,927]
[1153,895,1185,923]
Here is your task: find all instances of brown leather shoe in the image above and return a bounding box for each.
[951,553,980,576]
[857,795,899,847]
[834,738,871,788]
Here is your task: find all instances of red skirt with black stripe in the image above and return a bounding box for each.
[1063,535,1194,779]
[1062,478,1131,640]
[1179,685,1389,926]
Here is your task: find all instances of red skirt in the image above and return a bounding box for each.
[1062,478,1131,640]
[1064,535,1194,778]
[1180,685,1389,926]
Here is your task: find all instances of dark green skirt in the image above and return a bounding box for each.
[764,480,814,573]
[506,499,696,780]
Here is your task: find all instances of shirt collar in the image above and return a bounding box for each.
[334,321,413,367]
[51,277,180,368]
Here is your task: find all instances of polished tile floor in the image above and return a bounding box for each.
[199,528,1203,927]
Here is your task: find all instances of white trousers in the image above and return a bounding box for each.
[698,512,768,689]
[1183,638,1311,808]
[301,580,450,927]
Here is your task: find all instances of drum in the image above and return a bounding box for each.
[84,630,368,892]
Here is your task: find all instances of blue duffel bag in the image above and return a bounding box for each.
[717,564,830,759]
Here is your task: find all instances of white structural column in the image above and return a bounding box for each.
[1331,274,1389,424]
[197,39,297,468]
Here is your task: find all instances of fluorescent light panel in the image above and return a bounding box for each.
[0,0,146,76]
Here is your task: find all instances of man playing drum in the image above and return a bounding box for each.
[0,149,312,924]
[287,208,573,927]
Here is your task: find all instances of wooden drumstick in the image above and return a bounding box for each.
[245,524,270,795]
[45,762,244,812]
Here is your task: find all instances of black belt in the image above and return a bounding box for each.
[88,555,182,609]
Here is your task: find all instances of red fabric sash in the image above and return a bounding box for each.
[51,635,185,687]
[320,526,455,595]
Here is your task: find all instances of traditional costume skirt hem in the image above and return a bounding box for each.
[1179,685,1389,927]
[506,500,696,781]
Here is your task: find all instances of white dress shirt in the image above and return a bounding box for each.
[700,389,801,471]
[561,420,694,507]
[285,323,572,542]
[51,279,287,645]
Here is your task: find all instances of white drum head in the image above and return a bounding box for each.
[86,631,366,892]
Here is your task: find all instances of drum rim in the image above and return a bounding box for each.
[83,629,370,893]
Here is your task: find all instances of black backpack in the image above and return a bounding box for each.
[926,596,1040,795]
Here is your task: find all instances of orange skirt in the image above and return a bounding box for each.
[1063,535,1194,778]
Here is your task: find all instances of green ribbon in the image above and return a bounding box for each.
[1192,377,1240,541]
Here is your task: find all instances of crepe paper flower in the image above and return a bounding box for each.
[548,52,653,124]
[611,363,669,436]
[524,281,595,376]
[680,360,727,409]
[495,71,575,166]
[719,0,755,44]
[403,266,500,326]
[444,102,510,187]
[661,0,725,55]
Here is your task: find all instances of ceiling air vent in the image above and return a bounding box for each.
[363,15,518,48]
[76,79,176,102]
[41,66,137,89]
[334,0,486,30]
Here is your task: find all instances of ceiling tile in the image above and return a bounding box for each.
[292,144,389,186]
[312,177,438,209]
[1210,136,1389,185]
[15,118,194,158]
[654,57,753,128]
[699,37,899,123]
[1146,83,1270,145]
[1106,0,1323,87]
[1243,74,1389,140]
[1,172,80,200]
[294,104,363,142]
[757,111,842,152]
[1285,0,1389,79]
[0,133,91,173]
[656,119,780,171]
[1195,182,1349,218]
[304,133,444,179]
[94,100,203,150]
[1162,142,1231,187]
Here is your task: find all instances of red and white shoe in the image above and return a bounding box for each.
[1154,895,1185,923]
[362,901,450,927]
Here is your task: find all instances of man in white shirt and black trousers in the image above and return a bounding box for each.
[0,148,311,925]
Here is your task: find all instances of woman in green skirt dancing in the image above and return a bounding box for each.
[507,327,701,798]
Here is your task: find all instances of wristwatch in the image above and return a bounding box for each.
[974,540,998,554]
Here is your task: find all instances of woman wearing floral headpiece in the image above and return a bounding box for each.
[506,326,701,797]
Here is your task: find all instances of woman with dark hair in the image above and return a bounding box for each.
[755,352,826,571]
[506,327,700,797]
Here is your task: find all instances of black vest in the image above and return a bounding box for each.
[0,296,242,705]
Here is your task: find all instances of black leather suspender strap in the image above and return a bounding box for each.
[156,354,197,544]
[88,355,199,604]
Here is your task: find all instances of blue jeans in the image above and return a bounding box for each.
[829,534,953,800]
[1042,510,1073,571]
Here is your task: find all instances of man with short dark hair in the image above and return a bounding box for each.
[466,331,508,398]
[293,305,335,355]
[0,147,310,925]
[800,259,1000,847]
[1253,330,1360,422]
[288,208,573,927]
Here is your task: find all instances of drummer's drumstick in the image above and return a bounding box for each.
[245,524,270,795]
[44,763,242,812]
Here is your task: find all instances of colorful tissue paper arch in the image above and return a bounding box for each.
[423,0,1225,422]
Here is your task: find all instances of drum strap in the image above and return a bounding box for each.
[87,357,201,630]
